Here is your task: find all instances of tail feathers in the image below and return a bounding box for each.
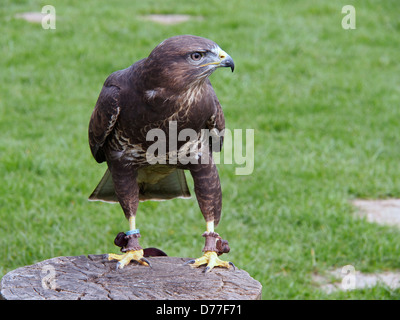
[89,169,117,202]
[138,168,191,201]
[89,167,191,203]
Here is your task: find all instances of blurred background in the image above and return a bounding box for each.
[1,0,400,299]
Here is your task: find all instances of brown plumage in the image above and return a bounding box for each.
[88,35,235,271]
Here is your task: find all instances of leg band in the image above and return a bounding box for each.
[114,231,143,252]
[202,231,230,256]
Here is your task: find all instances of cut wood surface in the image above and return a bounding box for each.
[1,255,262,300]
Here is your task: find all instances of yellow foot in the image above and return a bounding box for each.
[185,251,235,273]
[107,249,151,269]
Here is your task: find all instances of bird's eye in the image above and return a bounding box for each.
[190,52,204,61]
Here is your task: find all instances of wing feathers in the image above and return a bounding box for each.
[88,84,120,163]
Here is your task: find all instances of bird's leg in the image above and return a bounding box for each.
[185,220,234,273]
[185,159,234,272]
[107,216,150,269]
[106,165,150,269]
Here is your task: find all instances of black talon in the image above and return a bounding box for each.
[229,262,236,270]
[203,266,211,273]
[140,257,152,268]
[184,259,196,265]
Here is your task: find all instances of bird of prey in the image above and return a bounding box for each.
[88,35,235,272]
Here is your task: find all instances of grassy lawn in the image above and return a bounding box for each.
[1,0,400,299]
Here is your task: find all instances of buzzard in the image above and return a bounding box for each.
[88,35,235,272]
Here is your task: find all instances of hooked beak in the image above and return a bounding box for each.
[199,48,235,72]
[218,49,235,72]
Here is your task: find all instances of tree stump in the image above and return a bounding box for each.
[0,255,262,300]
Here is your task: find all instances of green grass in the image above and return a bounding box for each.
[1,0,400,299]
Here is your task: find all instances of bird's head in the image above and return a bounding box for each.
[143,35,234,90]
